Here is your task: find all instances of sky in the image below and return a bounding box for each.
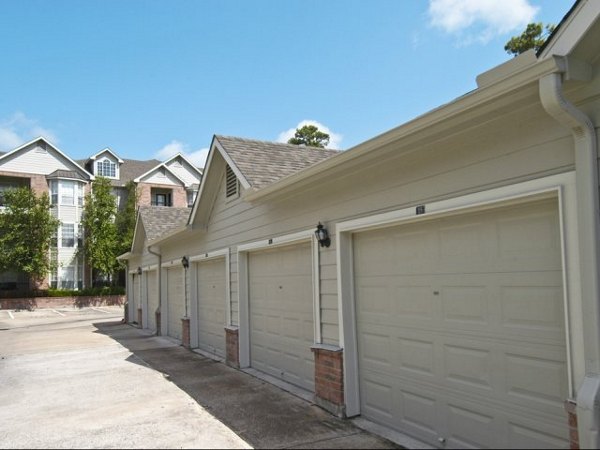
[0,0,575,167]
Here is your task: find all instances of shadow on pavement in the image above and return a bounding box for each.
[92,320,402,450]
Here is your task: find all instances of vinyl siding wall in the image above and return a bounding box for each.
[155,93,581,347]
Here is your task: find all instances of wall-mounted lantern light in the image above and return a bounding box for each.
[315,222,331,248]
[137,266,142,275]
[181,256,189,269]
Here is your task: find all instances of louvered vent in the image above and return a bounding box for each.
[226,165,239,198]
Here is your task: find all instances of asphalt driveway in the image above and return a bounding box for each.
[0,306,400,449]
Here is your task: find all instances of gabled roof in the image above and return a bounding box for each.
[188,135,339,227]
[117,158,161,187]
[214,135,339,190]
[139,206,190,242]
[88,147,124,164]
[133,162,188,186]
[0,137,94,180]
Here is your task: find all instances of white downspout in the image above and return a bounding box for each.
[539,63,600,449]
[148,245,162,335]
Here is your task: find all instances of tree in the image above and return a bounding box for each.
[80,177,119,283]
[287,125,330,148]
[0,187,60,284]
[114,181,138,266]
[504,23,556,57]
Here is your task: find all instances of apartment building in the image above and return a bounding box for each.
[0,137,202,291]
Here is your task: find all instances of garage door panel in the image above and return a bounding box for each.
[167,268,184,340]
[249,242,315,392]
[196,259,226,357]
[354,199,568,448]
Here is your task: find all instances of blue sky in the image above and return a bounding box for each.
[0,0,574,167]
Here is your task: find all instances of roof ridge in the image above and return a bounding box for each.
[215,134,340,153]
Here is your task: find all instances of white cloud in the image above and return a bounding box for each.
[277,120,343,149]
[0,112,59,151]
[428,0,538,44]
[154,139,210,168]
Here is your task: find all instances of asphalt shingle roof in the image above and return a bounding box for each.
[46,170,87,181]
[215,135,339,190]
[138,206,190,242]
[77,158,162,187]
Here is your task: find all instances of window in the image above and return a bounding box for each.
[226,165,239,198]
[151,189,172,207]
[0,184,15,207]
[50,269,58,289]
[96,159,116,178]
[60,265,75,289]
[61,224,75,248]
[61,181,75,206]
[77,184,84,206]
[50,180,58,205]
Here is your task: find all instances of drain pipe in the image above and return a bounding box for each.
[148,245,162,335]
[539,58,600,449]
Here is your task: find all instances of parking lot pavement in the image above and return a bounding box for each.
[0,306,251,449]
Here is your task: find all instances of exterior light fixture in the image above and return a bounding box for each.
[315,222,331,248]
[181,256,189,269]
[137,266,142,275]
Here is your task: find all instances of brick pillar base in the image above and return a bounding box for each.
[225,326,239,368]
[312,345,345,417]
[137,308,143,327]
[182,317,190,348]
[156,310,161,336]
[565,400,579,449]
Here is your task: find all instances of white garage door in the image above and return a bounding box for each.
[167,267,185,340]
[196,258,226,358]
[249,242,315,392]
[146,270,159,332]
[353,198,569,449]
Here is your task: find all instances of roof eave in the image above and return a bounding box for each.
[244,56,565,202]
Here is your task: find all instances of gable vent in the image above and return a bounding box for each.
[226,165,239,198]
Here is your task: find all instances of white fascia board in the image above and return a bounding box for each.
[161,258,184,268]
[89,147,124,164]
[243,57,565,203]
[0,136,94,180]
[117,252,133,260]
[142,264,158,272]
[188,144,217,226]
[189,247,229,262]
[213,138,252,190]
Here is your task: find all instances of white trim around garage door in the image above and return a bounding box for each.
[337,171,580,417]
[188,248,231,347]
[237,228,321,368]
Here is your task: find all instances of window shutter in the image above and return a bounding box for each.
[226,165,239,198]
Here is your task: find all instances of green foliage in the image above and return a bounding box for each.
[80,177,119,281]
[0,187,60,283]
[504,22,556,56]
[287,125,330,148]
[114,180,138,266]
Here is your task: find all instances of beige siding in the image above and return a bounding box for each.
[142,169,181,186]
[0,143,71,175]
[157,98,574,347]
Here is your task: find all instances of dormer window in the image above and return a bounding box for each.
[97,159,116,178]
[226,165,239,199]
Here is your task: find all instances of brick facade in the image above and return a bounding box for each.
[137,183,188,208]
[0,170,48,196]
[311,346,345,417]
[0,295,125,310]
[225,326,240,368]
[182,317,191,348]
[565,400,579,449]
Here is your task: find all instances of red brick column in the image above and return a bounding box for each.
[565,400,579,449]
[225,326,239,368]
[181,317,190,348]
[137,308,143,327]
[312,345,345,417]
[156,310,162,335]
